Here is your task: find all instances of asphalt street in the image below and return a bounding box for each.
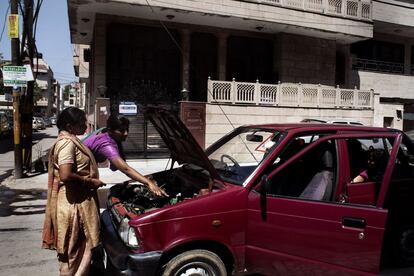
[0,127,169,276]
[0,126,58,276]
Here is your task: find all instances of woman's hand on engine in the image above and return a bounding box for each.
[146,177,168,197]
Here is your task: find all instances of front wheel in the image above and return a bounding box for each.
[162,249,227,276]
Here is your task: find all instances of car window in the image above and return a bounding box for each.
[208,128,280,185]
[391,137,414,179]
[264,139,337,202]
[341,137,392,206]
[271,132,332,167]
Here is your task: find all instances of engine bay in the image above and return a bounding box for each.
[108,164,219,215]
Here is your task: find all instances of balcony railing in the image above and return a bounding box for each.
[207,78,373,109]
[241,0,372,21]
[353,58,404,74]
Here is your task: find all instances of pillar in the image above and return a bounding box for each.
[181,29,191,91]
[217,32,228,81]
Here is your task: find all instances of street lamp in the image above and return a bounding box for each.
[181,88,189,101]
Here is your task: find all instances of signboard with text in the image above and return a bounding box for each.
[8,14,19,39]
[1,65,34,87]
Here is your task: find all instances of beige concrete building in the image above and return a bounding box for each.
[33,57,56,116]
[67,0,413,156]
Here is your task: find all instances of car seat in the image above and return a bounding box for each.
[299,150,334,201]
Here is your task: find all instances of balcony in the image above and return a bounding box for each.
[353,58,405,74]
[207,78,373,109]
[241,0,372,21]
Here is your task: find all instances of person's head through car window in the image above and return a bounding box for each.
[352,147,387,183]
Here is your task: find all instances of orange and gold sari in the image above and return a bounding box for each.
[42,131,100,276]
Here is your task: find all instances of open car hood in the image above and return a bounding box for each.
[144,107,220,180]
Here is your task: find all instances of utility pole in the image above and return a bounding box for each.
[10,0,23,179]
[21,0,34,173]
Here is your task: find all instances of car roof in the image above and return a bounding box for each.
[244,123,398,133]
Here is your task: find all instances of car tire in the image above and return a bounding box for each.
[393,224,414,267]
[162,249,227,276]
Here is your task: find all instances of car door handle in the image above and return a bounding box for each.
[342,217,366,229]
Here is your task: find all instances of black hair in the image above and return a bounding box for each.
[56,107,86,132]
[106,115,130,131]
[106,115,130,161]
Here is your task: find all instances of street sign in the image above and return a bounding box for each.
[119,102,138,115]
[1,65,34,87]
[8,14,19,39]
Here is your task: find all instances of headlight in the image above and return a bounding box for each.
[118,217,140,248]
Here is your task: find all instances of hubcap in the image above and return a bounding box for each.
[179,267,209,276]
[175,262,213,276]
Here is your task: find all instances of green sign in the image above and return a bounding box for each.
[1,65,34,87]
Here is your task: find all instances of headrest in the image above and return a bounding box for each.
[322,150,334,169]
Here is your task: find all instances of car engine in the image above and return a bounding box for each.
[108,165,214,215]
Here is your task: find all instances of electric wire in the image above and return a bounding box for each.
[0,2,10,49]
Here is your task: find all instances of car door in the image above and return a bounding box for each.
[245,133,399,275]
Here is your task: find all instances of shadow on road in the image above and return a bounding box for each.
[0,169,14,183]
[0,185,47,217]
[0,131,55,155]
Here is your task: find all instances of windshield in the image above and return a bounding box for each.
[208,128,281,185]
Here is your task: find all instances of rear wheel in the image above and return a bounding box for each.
[394,225,414,267]
[162,249,226,276]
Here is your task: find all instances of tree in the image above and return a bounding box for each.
[33,81,42,105]
[63,84,71,101]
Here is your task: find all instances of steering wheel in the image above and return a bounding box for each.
[220,154,240,168]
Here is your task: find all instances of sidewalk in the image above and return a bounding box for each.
[0,158,169,276]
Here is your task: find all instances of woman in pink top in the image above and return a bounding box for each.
[83,115,167,197]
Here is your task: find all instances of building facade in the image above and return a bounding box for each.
[68,0,413,155]
[33,57,56,116]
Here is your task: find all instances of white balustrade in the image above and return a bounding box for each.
[242,0,372,21]
[207,78,373,109]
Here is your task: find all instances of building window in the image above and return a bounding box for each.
[351,40,405,74]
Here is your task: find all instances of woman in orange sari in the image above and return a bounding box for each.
[42,107,105,276]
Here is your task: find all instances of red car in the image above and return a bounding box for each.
[101,108,414,275]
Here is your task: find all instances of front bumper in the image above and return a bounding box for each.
[101,210,162,276]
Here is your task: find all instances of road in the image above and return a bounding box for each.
[0,127,58,276]
[0,126,58,182]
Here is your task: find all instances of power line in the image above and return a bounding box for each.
[0,2,10,46]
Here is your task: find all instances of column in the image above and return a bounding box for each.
[404,43,412,75]
[217,32,228,81]
[92,15,107,128]
[181,29,191,92]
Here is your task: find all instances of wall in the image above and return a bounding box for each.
[373,0,414,27]
[373,94,404,130]
[351,70,414,99]
[276,34,337,86]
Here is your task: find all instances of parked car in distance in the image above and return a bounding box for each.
[32,116,45,131]
[43,117,52,127]
[102,108,414,276]
[301,118,363,125]
[0,112,11,138]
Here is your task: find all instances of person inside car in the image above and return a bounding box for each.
[352,147,387,183]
